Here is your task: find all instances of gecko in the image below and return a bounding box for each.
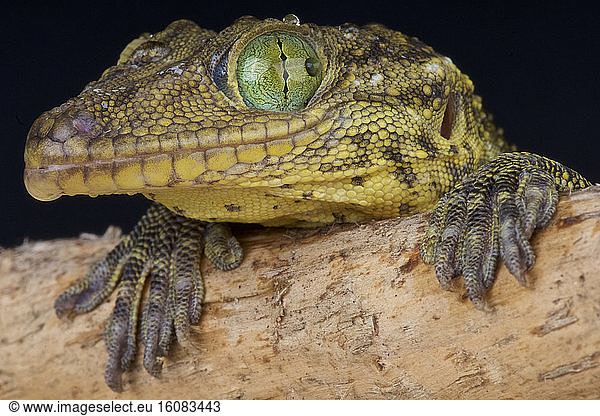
[24,15,591,391]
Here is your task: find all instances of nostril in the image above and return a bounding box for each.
[49,115,77,143]
[49,110,98,142]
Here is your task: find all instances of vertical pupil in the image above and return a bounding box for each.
[278,38,289,97]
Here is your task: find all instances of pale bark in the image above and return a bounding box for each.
[1,187,600,399]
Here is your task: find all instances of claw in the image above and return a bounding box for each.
[496,186,531,285]
[516,170,558,236]
[431,189,468,289]
[141,238,171,377]
[421,194,450,264]
[461,192,494,303]
[104,254,151,390]
[170,223,204,347]
[54,239,132,317]
[481,206,500,290]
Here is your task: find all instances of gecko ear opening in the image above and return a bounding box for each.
[440,93,456,140]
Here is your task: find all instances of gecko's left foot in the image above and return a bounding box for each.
[54,204,242,392]
[420,152,590,309]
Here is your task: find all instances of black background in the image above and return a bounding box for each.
[3,1,598,247]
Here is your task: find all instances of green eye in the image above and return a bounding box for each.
[236,32,323,111]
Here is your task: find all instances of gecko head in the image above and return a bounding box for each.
[25,16,475,202]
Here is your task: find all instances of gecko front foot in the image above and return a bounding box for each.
[54,204,242,392]
[420,152,590,309]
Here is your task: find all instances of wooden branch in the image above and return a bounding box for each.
[1,187,599,399]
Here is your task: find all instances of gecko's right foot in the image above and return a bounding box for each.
[54,203,242,391]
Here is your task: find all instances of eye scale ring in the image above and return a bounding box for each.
[236,31,323,111]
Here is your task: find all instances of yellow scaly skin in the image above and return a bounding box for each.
[24,16,590,391]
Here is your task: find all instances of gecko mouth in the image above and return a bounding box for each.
[24,103,333,201]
